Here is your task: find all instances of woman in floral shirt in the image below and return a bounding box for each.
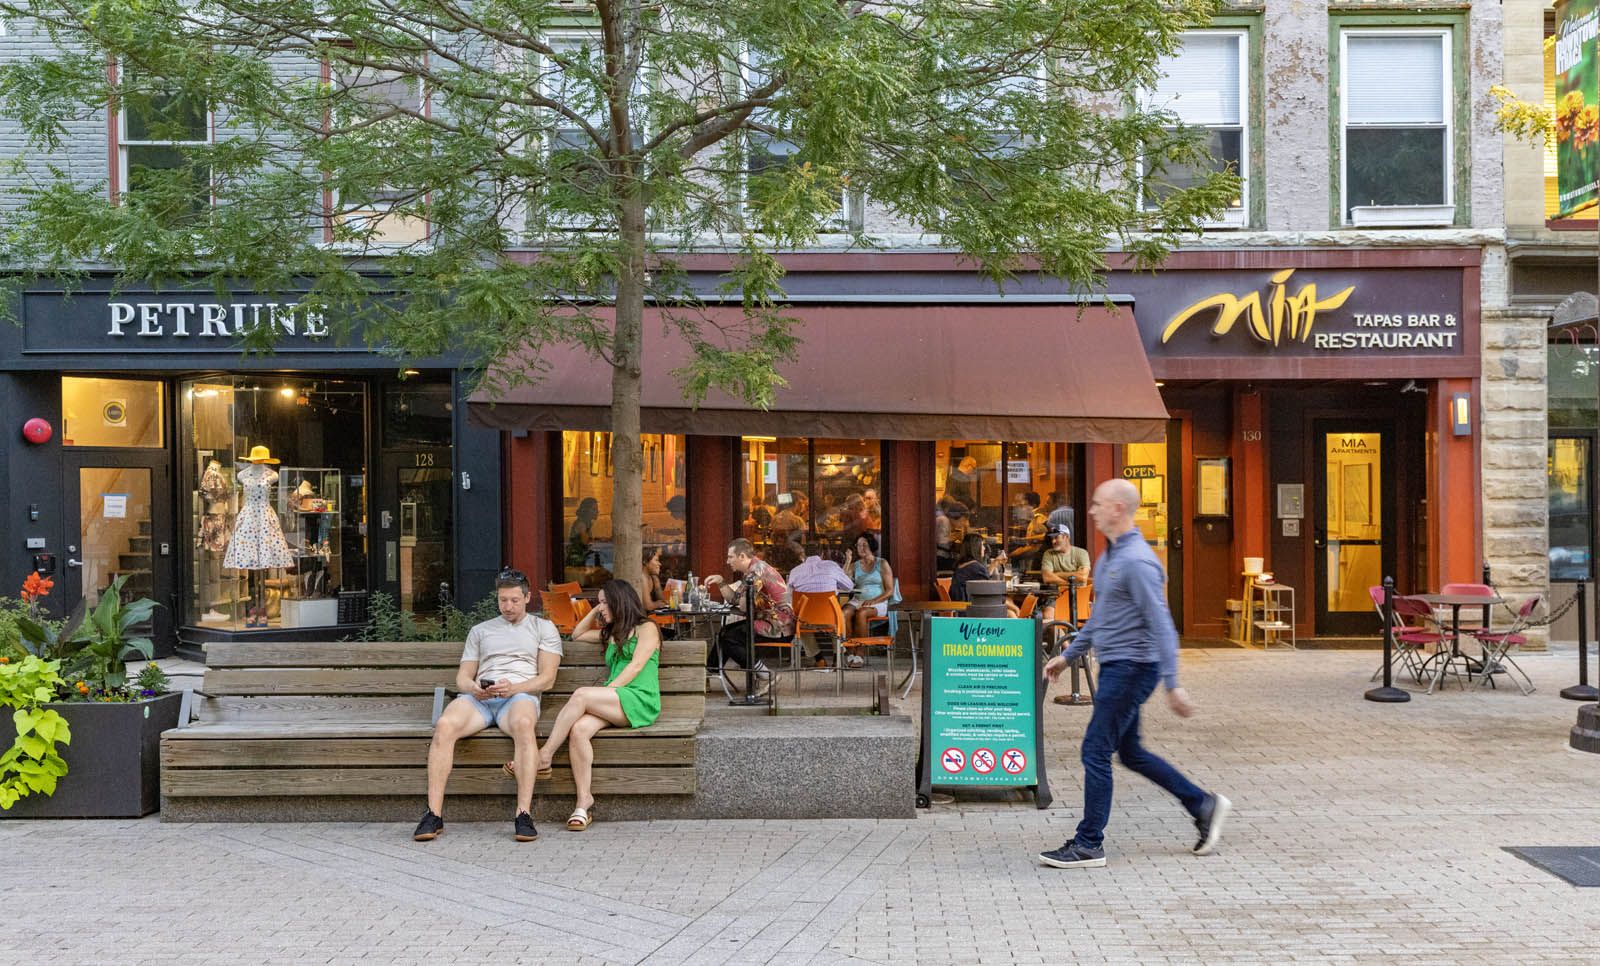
[706,539,796,696]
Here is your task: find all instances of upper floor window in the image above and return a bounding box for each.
[116,67,212,219]
[328,61,429,245]
[740,49,853,232]
[1140,30,1247,227]
[1340,30,1453,226]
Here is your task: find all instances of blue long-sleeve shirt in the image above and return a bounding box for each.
[1062,529,1181,689]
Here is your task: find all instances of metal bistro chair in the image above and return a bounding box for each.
[1469,595,1541,695]
[1439,582,1497,636]
[1369,586,1445,685]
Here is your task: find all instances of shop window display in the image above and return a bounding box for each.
[741,437,882,572]
[181,377,368,630]
[561,432,687,588]
[935,441,1075,574]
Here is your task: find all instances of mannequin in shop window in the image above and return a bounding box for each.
[223,445,296,628]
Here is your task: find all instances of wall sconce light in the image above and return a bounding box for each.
[1451,393,1471,437]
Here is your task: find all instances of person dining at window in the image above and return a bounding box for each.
[950,533,1020,617]
[842,532,896,653]
[642,546,670,610]
[566,496,600,567]
[789,549,854,594]
[706,539,796,698]
[1040,523,1091,621]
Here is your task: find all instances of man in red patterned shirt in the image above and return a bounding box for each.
[706,538,797,697]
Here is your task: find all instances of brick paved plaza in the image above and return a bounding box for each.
[4,647,1597,965]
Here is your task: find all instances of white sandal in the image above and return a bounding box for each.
[566,806,593,831]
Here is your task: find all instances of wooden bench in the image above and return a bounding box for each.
[160,639,707,808]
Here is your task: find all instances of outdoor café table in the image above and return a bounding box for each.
[891,599,970,699]
[1410,591,1504,693]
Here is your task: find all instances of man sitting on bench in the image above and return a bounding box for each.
[414,569,563,843]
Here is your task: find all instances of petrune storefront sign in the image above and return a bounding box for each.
[16,286,357,354]
[104,300,328,339]
[1117,266,1468,360]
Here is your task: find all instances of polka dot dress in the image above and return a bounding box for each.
[222,463,296,570]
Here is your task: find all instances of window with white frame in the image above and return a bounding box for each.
[117,68,212,218]
[1341,30,1452,224]
[941,55,1044,211]
[329,61,429,244]
[1140,30,1247,225]
[741,48,851,231]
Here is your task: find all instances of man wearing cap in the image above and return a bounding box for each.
[1039,522,1090,622]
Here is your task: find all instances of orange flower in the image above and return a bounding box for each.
[0,657,9,664]
[76,681,89,693]
[20,571,53,603]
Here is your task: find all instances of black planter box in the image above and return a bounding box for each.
[0,692,183,818]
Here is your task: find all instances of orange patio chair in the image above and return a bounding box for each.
[934,577,952,602]
[549,581,583,597]
[1017,594,1038,619]
[540,590,579,635]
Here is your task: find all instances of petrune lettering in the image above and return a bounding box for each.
[106,301,329,339]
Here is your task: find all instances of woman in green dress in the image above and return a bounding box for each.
[532,578,661,831]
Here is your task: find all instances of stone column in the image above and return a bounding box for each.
[1481,296,1550,649]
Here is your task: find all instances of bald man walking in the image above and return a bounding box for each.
[1038,478,1230,869]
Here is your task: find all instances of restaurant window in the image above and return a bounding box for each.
[179,377,370,631]
[1140,29,1248,227]
[1339,28,1454,225]
[741,437,882,572]
[117,67,211,219]
[934,440,1076,574]
[62,376,165,447]
[561,432,687,588]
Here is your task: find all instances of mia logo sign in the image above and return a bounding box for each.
[1162,270,1354,347]
[1124,266,1466,360]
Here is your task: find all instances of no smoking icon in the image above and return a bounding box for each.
[1001,748,1028,775]
[971,748,996,774]
[940,748,966,773]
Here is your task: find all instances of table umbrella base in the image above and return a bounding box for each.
[1364,685,1411,703]
[1560,684,1599,701]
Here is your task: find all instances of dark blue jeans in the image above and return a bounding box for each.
[1073,660,1207,850]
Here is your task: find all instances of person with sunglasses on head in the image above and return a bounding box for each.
[507,579,662,832]
[413,569,563,843]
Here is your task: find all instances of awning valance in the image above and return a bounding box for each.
[467,302,1167,443]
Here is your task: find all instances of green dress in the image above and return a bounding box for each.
[606,632,661,728]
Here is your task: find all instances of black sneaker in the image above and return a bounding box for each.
[1193,793,1231,855]
[412,809,444,841]
[1037,840,1106,869]
[514,810,540,842]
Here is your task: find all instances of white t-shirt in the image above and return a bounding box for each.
[460,614,563,685]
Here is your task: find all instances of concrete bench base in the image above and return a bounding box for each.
[162,713,917,821]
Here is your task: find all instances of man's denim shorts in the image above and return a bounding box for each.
[459,691,539,729]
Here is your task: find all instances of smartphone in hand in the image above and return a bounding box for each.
[479,679,495,690]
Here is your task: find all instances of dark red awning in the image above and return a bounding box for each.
[468,301,1166,442]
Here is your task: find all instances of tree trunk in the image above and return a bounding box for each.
[610,190,648,597]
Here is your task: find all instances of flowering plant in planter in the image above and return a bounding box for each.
[13,574,155,690]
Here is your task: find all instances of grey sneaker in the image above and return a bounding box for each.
[1038,840,1106,869]
[1193,793,1231,855]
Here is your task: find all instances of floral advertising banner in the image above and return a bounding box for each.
[1556,0,1600,217]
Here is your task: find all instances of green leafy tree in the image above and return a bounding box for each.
[0,0,1237,590]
